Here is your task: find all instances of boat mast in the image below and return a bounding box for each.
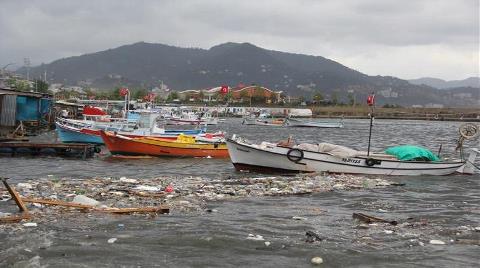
[366,93,375,156]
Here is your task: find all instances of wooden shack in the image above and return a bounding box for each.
[0,88,53,136]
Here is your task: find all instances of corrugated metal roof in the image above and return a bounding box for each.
[0,88,51,98]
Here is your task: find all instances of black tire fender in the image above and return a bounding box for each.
[94,146,101,153]
[365,158,376,167]
[286,148,304,163]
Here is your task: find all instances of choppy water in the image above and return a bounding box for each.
[1,119,479,267]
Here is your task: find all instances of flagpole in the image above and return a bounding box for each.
[366,93,375,156]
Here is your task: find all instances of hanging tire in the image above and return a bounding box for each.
[365,158,376,167]
[286,148,304,163]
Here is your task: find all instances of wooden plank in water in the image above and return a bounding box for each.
[352,212,398,225]
[0,213,31,224]
[22,198,169,214]
[0,142,96,159]
[0,142,94,149]
[1,178,29,213]
[22,198,94,209]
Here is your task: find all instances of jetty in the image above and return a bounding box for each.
[0,142,97,159]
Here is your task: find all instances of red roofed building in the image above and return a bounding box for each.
[231,86,282,104]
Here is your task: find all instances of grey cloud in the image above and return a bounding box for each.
[0,0,477,79]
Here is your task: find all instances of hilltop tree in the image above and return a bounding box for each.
[347,93,355,106]
[313,90,323,104]
[133,88,148,100]
[331,92,339,106]
[33,79,49,93]
[252,87,266,103]
[240,90,249,103]
[166,91,179,102]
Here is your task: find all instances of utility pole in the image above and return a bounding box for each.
[24,58,30,81]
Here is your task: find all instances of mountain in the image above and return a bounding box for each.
[409,77,480,89]
[20,42,479,107]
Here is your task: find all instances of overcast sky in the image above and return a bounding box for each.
[0,0,478,80]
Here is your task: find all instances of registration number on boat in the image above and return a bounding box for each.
[342,158,361,164]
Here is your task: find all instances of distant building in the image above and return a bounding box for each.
[176,85,283,103]
[231,86,282,103]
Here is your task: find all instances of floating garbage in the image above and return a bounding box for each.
[429,239,446,245]
[352,213,398,225]
[165,184,174,193]
[134,185,161,192]
[246,234,264,241]
[108,238,117,244]
[1,173,401,224]
[305,231,323,243]
[311,256,324,265]
[72,195,100,207]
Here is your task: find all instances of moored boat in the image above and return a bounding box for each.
[285,118,344,128]
[55,114,208,144]
[226,135,478,175]
[100,131,229,158]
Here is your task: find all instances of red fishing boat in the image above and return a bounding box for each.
[100,131,229,158]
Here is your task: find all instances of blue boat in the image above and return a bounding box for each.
[55,118,207,144]
[55,122,104,144]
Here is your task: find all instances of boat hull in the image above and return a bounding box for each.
[101,131,229,158]
[226,139,465,176]
[56,123,104,144]
[285,119,343,128]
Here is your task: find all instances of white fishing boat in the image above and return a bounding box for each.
[226,132,479,176]
[285,117,344,128]
[167,111,218,125]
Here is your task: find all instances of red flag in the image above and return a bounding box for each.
[119,87,129,96]
[220,85,229,94]
[367,94,375,106]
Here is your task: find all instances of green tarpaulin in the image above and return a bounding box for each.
[385,145,440,162]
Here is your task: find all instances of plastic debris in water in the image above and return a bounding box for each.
[165,185,174,193]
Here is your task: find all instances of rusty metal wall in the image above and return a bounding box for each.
[0,94,17,127]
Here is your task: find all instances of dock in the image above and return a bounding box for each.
[0,142,98,159]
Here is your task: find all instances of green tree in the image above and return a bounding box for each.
[252,87,265,103]
[225,91,233,103]
[347,93,355,106]
[166,91,179,102]
[9,78,30,91]
[313,90,323,104]
[33,79,49,93]
[133,88,148,100]
[198,91,205,102]
[240,90,249,102]
[331,92,338,106]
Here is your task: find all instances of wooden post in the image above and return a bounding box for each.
[1,178,29,213]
